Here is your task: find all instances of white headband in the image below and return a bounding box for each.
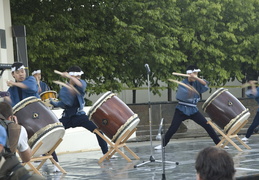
[32,70,41,75]
[11,65,25,72]
[186,69,201,74]
[68,71,84,76]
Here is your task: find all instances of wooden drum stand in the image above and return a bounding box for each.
[94,128,140,163]
[22,138,67,176]
[207,120,251,152]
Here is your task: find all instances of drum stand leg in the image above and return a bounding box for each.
[94,128,140,163]
[22,138,67,175]
[207,120,251,151]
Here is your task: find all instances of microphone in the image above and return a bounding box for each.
[156,118,164,140]
[145,64,151,74]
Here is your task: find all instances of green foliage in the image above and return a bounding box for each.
[9,0,259,102]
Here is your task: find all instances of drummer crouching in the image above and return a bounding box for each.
[0,102,45,180]
[50,66,109,158]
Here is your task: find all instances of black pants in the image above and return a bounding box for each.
[163,109,221,146]
[245,112,259,138]
[60,114,108,154]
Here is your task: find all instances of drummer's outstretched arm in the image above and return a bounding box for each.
[6,80,27,89]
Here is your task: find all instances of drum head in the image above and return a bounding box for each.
[224,109,250,133]
[30,126,65,157]
[112,114,140,142]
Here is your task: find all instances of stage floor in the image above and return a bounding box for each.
[39,135,259,180]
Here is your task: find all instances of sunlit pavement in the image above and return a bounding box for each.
[37,135,259,180]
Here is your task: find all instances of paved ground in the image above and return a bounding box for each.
[32,134,259,180]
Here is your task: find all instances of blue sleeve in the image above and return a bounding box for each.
[8,87,20,107]
[75,79,87,94]
[246,87,259,98]
[22,76,38,93]
[59,86,76,106]
[0,125,7,146]
[193,80,209,94]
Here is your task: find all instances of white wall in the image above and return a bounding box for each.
[52,107,136,154]
[0,0,14,91]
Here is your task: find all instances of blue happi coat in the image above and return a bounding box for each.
[8,76,39,107]
[176,78,209,116]
[246,87,259,112]
[53,79,87,118]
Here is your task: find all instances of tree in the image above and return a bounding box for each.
[10,0,259,103]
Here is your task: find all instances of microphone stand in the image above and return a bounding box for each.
[134,65,179,170]
[160,118,179,180]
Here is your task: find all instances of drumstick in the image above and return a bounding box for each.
[53,80,80,94]
[54,70,72,79]
[172,72,190,77]
[168,79,199,94]
[54,70,63,76]
[241,81,258,88]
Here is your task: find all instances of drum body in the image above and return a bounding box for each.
[88,92,140,142]
[13,97,65,157]
[202,88,250,133]
[40,91,58,109]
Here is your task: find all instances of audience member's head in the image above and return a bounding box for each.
[195,146,235,180]
[0,101,13,119]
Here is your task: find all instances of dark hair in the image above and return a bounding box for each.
[67,66,82,73]
[195,146,235,180]
[0,102,13,119]
[186,65,199,71]
[11,62,24,71]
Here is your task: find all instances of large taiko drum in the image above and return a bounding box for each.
[40,90,58,109]
[13,96,65,157]
[88,91,140,142]
[202,88,250,133]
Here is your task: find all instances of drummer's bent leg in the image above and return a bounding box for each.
[66,114,108,154]
[191,111,220,144]
[164,109,186,147]
[245,112,259,138]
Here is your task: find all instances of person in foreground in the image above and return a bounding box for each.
[195,146,235,180]
[0,102,44,179]
[50,66,108,155]
[242,80,259,143]
[155,65,223,150]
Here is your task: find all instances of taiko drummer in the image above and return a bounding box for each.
[242,80,259,143]
[5,63,60,172]
[50,66,109,155]
[5,62,39,107]
[155,65,224,150]
[31,69,50,94]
